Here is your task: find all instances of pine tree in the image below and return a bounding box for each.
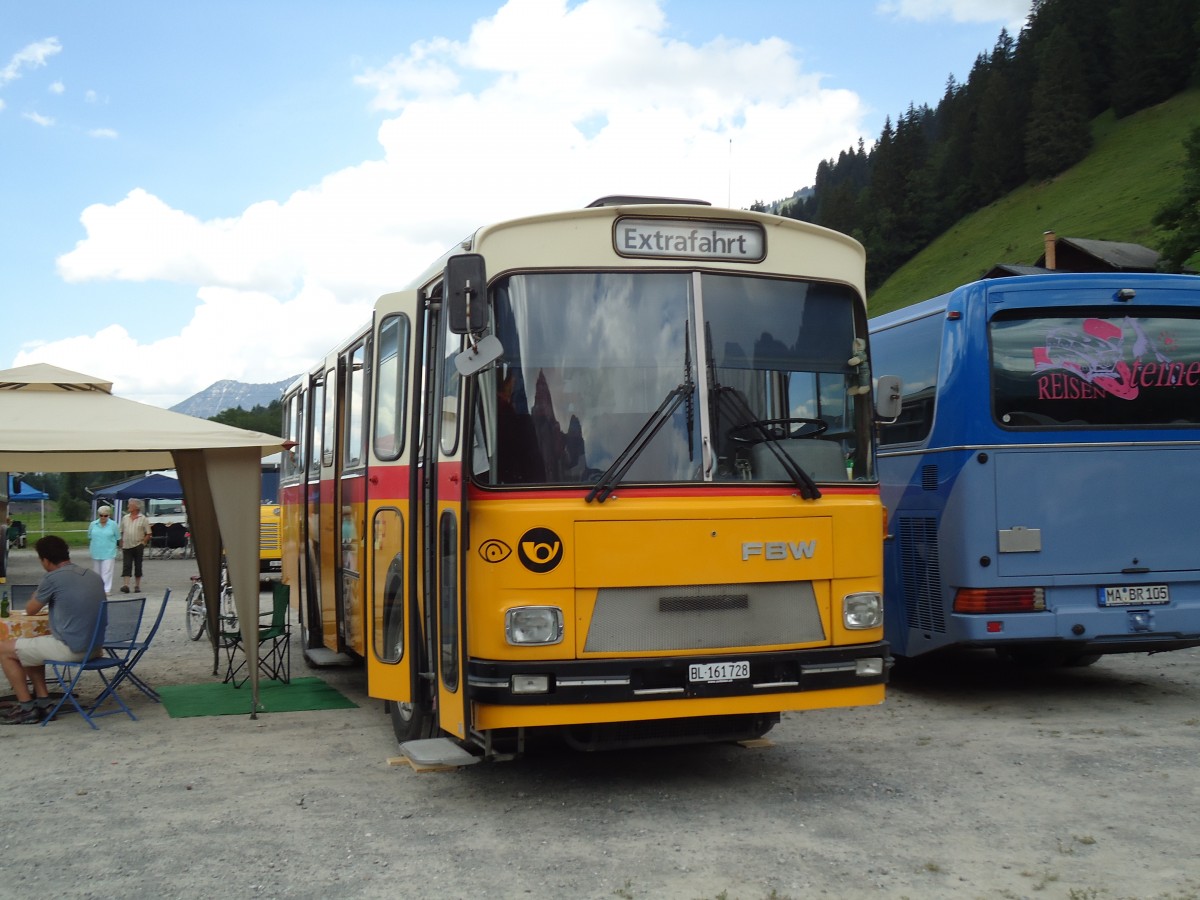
[1110,0,1200,117]
[1024,25,1092,180]
[1153,124,1200,270]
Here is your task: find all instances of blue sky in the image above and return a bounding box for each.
[1,0,1028,407]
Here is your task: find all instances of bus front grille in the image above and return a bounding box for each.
[583,581,825,652]
[260,522,280,552]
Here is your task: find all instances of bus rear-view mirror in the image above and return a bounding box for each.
[875,375,902,421]
[445,253,489,335]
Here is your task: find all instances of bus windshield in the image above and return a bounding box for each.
[992,310,1200,428]
[476,271,868,486]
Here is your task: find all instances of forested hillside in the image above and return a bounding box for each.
[765,0,1200,294]
[869,87,1200,315]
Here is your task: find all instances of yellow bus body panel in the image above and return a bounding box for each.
[463,492,884,665]
[472,685,884,731]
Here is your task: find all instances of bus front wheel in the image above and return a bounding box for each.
[388,699,434,744]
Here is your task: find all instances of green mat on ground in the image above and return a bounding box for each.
[158,677,358,718]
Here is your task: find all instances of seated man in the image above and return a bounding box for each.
[0,535,105,724]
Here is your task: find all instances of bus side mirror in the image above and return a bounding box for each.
[875,375,902,421]
[445,253,488,335]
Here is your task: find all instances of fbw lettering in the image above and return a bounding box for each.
[742,541,817,561]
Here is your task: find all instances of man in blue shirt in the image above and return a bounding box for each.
[0,535,105,724]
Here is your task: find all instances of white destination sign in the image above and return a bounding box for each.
[615,217,765,262]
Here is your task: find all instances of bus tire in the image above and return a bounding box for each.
[388,699,434,744]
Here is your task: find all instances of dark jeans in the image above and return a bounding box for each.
[121,545,145,579]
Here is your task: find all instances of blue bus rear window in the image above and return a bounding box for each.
[991,311,1200,427]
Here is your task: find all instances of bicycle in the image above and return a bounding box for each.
[184,565,239,641]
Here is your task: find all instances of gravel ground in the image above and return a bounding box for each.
[2,547,1199,900]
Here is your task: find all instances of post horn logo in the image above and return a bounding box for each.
[517,527,563,573]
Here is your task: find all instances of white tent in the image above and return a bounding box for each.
[0,363,283,714]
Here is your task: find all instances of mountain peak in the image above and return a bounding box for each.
[169,378,293,419]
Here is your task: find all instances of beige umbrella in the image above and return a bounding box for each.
[0,363,283,714]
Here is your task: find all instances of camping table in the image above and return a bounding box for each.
[0,612,50,641]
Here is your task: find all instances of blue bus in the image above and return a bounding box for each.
[869,272,1200,664]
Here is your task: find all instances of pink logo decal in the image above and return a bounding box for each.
[1032,317,1171,401]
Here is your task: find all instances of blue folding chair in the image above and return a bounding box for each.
[98,589,171,704]
[42,596,146,729]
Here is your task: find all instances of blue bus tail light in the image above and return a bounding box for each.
[954,587,1045,614]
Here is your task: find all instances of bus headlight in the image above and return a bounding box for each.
[843,592,883,629]
[505,607,564,645]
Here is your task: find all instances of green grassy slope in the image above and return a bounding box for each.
[867,88,1200,316]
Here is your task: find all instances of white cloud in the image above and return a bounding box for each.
[1,37,61,86]
[877,0,1030,27]
[14,284,372,409]
[89,127,118,139]
[49,80,64,94]
[22,111,53,127]
[34,0,870,406]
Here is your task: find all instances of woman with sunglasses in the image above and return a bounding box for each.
[87,505,120,594]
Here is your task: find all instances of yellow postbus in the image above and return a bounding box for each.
[279,197,898,758]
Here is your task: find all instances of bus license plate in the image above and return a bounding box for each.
[1099,584,1170,606]
[689,661,750,683]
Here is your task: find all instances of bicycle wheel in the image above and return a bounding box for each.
[185,582,207,641]
[220,586,239,634]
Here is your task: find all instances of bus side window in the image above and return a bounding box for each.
[373,314,409,461]
[310,379,325,477]
[873,314,943,446]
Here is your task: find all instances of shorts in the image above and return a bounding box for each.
[15,635,87,666]
[121,545,145,578]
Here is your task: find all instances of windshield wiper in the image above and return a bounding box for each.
[586,383,692,504]
[712,384,821,500]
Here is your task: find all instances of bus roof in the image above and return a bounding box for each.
[870,271,1200,331]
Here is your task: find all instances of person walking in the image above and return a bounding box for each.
[87,505,120,594]
[119,499,152,594]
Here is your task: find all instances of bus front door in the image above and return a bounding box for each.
[430,305,469,740]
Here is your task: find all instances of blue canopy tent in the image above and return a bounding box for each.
[7,475,49,544]
[8,476,49,501]
[94,472,184,502]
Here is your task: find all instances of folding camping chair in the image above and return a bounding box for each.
[7,519,26,549]
[148,523,169,557]
[165,523,188,558]
[97,589,171,703]
[42,596,146,729]
[222,583,291,688]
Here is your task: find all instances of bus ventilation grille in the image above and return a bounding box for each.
[898,516,945,633]
[921,465,938,491]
